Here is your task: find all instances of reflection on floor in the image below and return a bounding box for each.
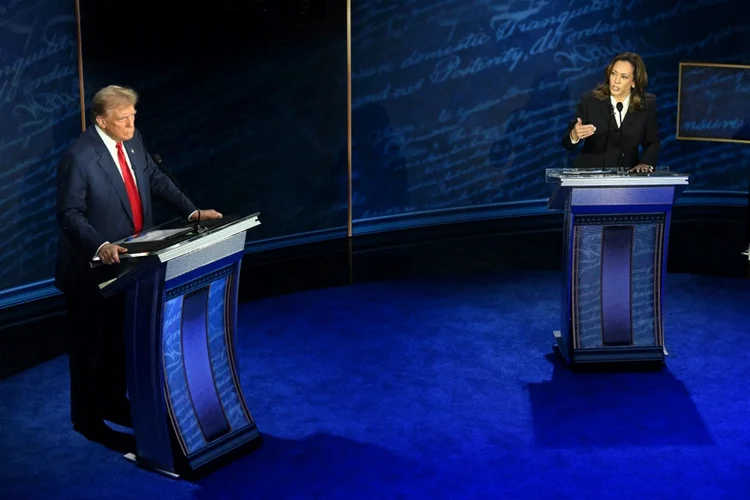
[2,271,749,498]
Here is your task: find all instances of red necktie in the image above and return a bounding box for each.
[116,142,143,233]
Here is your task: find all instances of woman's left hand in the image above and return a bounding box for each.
[629,164,653,173]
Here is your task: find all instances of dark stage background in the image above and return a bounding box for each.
[78,0,350,246]
[0,0,749,302]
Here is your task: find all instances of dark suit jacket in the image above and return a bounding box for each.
[55,126,196,292]
[561,91,660,169]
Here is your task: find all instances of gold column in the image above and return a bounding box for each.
[74,0,86,131]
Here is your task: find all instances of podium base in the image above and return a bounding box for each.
[552,330,571,365]
[553,330,665,368]
[123,453,180,479]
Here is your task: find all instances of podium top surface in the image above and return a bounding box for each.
[546,168,691,211]
[93,212,260,265]
[545,168,690,187]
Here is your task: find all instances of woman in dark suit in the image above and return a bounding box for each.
[562,52,660,173]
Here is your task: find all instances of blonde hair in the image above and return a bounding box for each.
[90,85,139,123]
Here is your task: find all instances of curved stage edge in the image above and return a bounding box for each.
[1,194,748,378]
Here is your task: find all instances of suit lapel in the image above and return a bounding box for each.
[89,128,136,227]
[620,105,640,134]
[600,99,614,132]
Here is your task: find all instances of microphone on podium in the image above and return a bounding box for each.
[151,153,186,194]
[615,102,624,170]
[151,153,202,226]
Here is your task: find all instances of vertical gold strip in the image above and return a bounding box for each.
[346,0,353,238]
[675,62,683,142]
[346,0,354,285]
[74,0,86,131]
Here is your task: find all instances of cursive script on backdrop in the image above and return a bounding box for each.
[0,1,81,292]
[678,64,750,142]
[350,0,750,221]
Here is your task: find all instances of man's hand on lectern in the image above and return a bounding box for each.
[190,209,223,221]
[98,243,128,265]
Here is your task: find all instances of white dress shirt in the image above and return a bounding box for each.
[94,126,139,257]
[610,94,630,128]
[94,125,138,188]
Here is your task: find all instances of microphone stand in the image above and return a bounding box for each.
[152,154,186,194]
[602,104,614,170]
[615,102,624,172]
[151,154,201,229]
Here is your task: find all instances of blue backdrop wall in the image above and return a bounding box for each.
[1,0,750,303]
[350,0,750,232]
[0,0,80,300]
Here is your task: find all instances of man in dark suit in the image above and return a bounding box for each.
[55,85,222,442]
[562,52,660,172]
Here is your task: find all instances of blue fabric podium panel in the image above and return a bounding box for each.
[162,265,254,459]
[600,226,633,346]
[572,215,664,351]
[206,278,253,431]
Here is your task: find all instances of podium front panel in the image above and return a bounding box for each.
[571,214,665,351]
[161,258,257,468]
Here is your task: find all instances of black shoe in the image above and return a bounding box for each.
[73,420,135,454]
[102,399,132,428]
[73,419,110,440]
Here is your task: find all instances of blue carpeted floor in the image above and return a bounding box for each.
[1,271,749,499]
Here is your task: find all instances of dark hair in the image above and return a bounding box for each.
[592,52,648,109]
